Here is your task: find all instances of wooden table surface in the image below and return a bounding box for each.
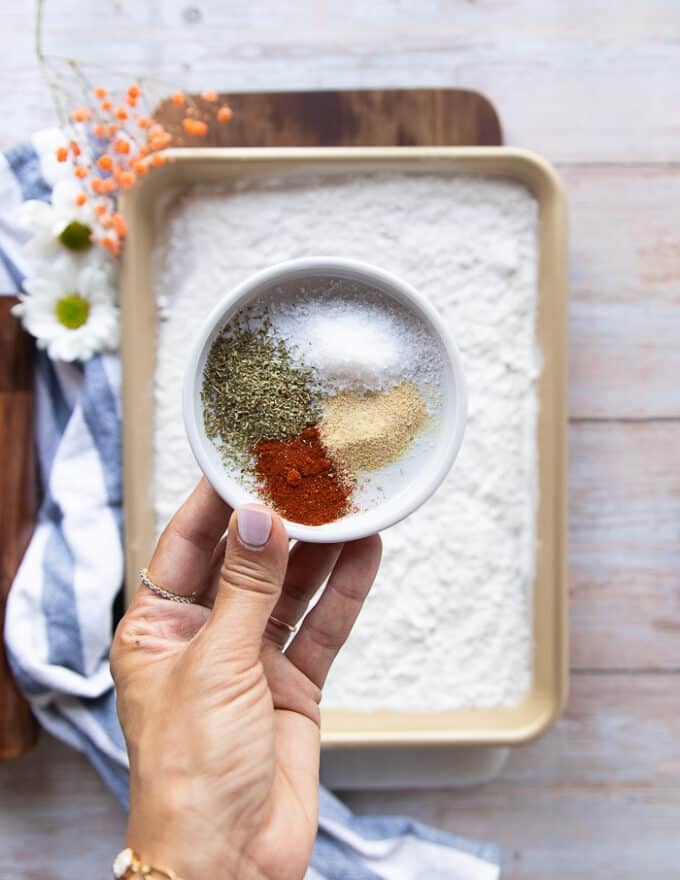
[1,2,679,878]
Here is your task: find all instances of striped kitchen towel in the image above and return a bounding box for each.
[2,134,499,880]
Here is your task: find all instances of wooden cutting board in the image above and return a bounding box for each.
[0,87,501,760]
[0,298,39,759]
[155,88,502,148]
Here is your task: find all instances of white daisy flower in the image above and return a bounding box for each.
[12,261,119,362]
[17,178,110,265]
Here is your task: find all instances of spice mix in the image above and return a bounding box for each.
[201,288,442,525]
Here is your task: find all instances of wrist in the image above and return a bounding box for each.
[125,770,242,879]
[114,845,252,880]
[123,823,264,880]
[125,823,239,880]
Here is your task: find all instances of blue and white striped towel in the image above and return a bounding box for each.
[2,134,499,880]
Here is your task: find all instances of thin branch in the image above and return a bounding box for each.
[35,0,45,62]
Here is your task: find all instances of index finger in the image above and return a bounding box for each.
[140,478,232,601]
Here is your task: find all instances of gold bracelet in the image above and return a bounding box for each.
[113,848,185,880]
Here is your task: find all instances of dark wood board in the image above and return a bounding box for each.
[0,87,501,760]
[0,297,38,759]
[155,88,502,148]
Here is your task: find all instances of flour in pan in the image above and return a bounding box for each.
[153,172,538,709]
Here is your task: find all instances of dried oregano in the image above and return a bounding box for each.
[201,318,319,456]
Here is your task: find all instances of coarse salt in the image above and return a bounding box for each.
[265,292,440,395]
[299,310,401,391]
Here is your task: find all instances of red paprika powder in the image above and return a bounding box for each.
[252,425,354,525]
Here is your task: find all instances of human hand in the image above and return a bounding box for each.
[111,478,382,880]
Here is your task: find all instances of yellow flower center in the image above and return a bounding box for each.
[59,220,93,252]
[55,293,90,329]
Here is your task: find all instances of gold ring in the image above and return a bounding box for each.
[268,614,297,634]
[139,568,198,605]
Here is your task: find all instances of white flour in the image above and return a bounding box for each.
[153,172,538,710]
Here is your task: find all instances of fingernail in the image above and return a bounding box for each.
[237,507,272,547]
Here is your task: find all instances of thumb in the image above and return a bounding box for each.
[205,505,289,658]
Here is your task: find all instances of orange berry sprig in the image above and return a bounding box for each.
[173,90,233,143]
[54,83,234,255]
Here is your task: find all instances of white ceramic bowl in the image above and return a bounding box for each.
[184,256,467,542]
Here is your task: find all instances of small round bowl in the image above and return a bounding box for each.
[184,256,467,543]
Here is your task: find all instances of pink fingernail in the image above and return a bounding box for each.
[237,507,272,547]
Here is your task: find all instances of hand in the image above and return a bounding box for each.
[111,478,382,880]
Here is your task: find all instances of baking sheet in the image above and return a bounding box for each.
[120,147,568,746]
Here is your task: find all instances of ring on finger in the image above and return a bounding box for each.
[268,614,298,634]
[139,568,198,605]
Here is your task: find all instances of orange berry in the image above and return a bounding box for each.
[70,140,81,157]
[74,166,88,179]
[91,178,104,194]
[126,95,138,108]
[112,213,127,237]
[182,118,208,137]
[150,153,167,167]
[108,124,118,137]
[132,159,149,175]
[217,104,233,122]
[101,179,117,194]
[139,145,149,157]
[75,193,87,207]
[97,155,114,172]
[149,133,172,150]
[115,106,128,121]
[147,123,165,137]
[113,138,131,155]
[94,123,108,138]
[100,212,113,228]
[56,146,69,162]
[71,107,92,122]
[94,86,107,99]
[201,90,218,103]
[95,203,108,216]
[127,84,141,99]
[118,171,136,189]
[100,99,113,112]
[100,235,120,255]
[137,116,152,129]
[171,91,185,106]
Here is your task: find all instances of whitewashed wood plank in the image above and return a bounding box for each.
[564,164,680,419]
[26,0,680,47]
[570,300,680,419]
[562,164,680,302]
[0,735,126,878]
[1,2,680,160]
[342,673,680,880]
[569,421,680,670]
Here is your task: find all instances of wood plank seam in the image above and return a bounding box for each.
[570,416,680,424]
[572,668,680,675]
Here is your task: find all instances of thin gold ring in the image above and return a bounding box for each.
[268,614,297,634]
[139,568,198,605]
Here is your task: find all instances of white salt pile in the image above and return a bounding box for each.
[263,288,443,395]
[293,308,402,392]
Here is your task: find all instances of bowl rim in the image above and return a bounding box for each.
[183,255,467,542]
